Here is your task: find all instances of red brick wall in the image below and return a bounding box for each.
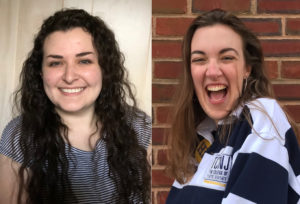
[152,0,300,203]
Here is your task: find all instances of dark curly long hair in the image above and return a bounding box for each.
[14,8,150,203]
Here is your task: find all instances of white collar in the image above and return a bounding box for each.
[217,104,244,125]
[196,103,245,144]
[196,117,216,144]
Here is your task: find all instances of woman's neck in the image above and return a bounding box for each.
[57,109,97,131]
[56,107,101,151]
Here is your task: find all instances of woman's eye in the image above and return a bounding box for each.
[79,59,92,64]
[221,56,235,61]
[48,61,61,67]
[191,58,206,64]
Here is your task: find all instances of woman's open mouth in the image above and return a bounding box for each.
[206,84,227,104]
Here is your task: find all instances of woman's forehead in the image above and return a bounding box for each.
[191,24,243,54]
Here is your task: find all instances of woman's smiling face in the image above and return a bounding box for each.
[42,27,102,116]
[191,24,251,123]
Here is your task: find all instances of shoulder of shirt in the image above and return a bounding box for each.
[0,116,23,162]
[1,116,22,138]
[126,107,151,127]
[126,107,151,148]
[245,97,290,143]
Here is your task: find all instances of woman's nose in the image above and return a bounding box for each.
[62,63,78,84]
[206,60,222,79]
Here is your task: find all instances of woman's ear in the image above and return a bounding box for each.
[245,65,252,78]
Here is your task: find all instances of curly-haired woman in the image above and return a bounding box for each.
[166,9,300,204]
[0,9,151,204]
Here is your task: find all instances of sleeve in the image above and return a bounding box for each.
[132,111,151,150]
[222,99,300,204]
[0,116,24,163]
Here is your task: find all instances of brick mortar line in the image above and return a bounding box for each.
[152,58,182,62]
[152,124,171,128]
[258,36,300,39]
[251,0,257,14]
[153,148,158,166]
[152,188,171,194]
[152,36,300,40]
[152,14,300,18]
[152,192,157,204]
[152,79,179,84]
[152,166,166,170]
[152,103,173,107]
[152,58,300,61]
[153,106,158,126]
[153,165,168,170]
[152,60,155,78]
[282,17,286,36]
[271,80,300,84]
[153,16,157,38]
[152,187,171,190]
[153,36,300,41]
[152,187,172,203]
[152,164,168,169]
[153,58,182,62]
[152,57,182,62]
[153,122,170,126]
[278,60,282,79]
[187,0,192,15]
[265,57,300,61]
[279,100,300,105]
[153,146,169,150]
[152,36,183,40]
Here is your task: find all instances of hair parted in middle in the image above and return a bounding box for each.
[15,8,150,203]
[167,9,273,184]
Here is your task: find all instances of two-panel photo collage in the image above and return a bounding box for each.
[0,0,300,203]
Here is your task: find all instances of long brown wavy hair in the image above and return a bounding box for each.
[14,9,150,203]
[167,9,277,184]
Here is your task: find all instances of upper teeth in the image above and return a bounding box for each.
[61,88,84,93]
[207,85,226,91]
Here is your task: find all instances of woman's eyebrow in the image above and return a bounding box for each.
[191,50,205,55]
[46,54,63,59]
[76,51,94,57]
[45,52,94,59]
[220,48,239,56]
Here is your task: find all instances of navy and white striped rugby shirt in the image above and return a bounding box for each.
[167,98,300,204]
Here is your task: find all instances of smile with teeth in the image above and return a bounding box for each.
[206,85,227,103]
[207,85,227,92]
[60,88,84,93]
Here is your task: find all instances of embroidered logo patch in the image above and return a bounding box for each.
[195,139,211,163]
[204,154,232,187]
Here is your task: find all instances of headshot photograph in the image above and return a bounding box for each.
[0,0,151,203]
[152,0,300,204]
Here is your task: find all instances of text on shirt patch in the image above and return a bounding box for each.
[204,154,232,187]
[195,138,211,163]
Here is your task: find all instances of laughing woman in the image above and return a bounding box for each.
[0,9,150,204]
[166,9,300,204]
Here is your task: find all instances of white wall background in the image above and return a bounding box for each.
[0,0,151,135]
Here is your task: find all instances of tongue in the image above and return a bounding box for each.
[210,90,226,101]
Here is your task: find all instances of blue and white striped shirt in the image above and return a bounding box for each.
[0,112,151,203]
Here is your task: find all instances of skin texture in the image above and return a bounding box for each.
[42,27,102,117]
[0,155,27,204]
[191,24,251,123]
